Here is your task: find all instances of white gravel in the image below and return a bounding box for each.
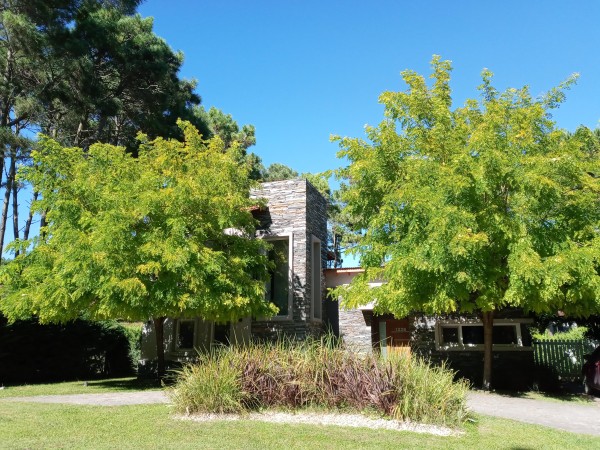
[176,411,459,436]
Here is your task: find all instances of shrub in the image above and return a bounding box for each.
[169,337,469,426]
[0,319,135,384]
[532,326,589,341]
[118,321,142,369]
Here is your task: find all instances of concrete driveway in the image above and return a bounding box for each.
[468,391,600,436]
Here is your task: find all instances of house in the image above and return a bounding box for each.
[139,178,536,388]
[326,267,536,389]
[139,178,329,375]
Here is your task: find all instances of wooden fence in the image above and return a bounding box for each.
[533,339,598,381]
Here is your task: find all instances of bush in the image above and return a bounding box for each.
[532,326,589,341]
[0,319,136,384]
[169,337,469,426]
[118,321,142,369]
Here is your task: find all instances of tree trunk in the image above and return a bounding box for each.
[74,121,84,147]
[153,316,166,379]
[482,310,494,390]
[23,191,39,241]
[0,161,14,258]
[11,156,19,256]
[39,210,47,240]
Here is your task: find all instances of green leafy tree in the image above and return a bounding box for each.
[192,106,264,180]
[262,162,299,181]
[334,56,600,389]
[0,0,189,257]
[40,5,207,152]
[0,122,275,377]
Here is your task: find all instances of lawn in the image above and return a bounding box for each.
[0,377,161,398]
[1,396,599,449]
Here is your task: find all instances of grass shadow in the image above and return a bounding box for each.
[483,388,596,404]
[85,377,162,391]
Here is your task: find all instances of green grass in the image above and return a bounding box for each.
[0,401,598,449]
[0,377,161,398]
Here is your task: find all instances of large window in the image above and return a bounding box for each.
[311,236,322,320]
[266,237,292,317]
[436,319,532,351]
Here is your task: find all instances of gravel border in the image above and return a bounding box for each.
[177,411,459,436]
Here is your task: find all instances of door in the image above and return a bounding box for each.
[384,318,411,357]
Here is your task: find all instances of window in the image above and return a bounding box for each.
[311,236,322,320]
[436,319,532,351]
[213,322,230,346]
[266,236,292,317]
[176,319,196,350]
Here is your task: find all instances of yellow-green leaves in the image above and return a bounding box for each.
[336,56,600,318]
[0,123,272,324]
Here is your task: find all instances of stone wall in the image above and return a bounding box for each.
[139,179,329,373]
[338,308,374,354]
[250,179,328,340]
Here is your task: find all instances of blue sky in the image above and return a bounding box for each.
[139,0,600,176]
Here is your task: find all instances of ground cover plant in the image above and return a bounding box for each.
[169,338,470,427]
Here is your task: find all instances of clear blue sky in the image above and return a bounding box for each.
[139,0,600,176]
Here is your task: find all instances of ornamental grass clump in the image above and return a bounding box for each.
[389,354,470,425]
[169,336,469,426]
[168,349,244,414]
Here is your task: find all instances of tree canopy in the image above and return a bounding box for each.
[0,0,260,259]
[0,122,275,374]
[334,56,600,388]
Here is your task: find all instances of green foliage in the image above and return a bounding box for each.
[0,319,134,383]
[262,162,299,181]
[532,326,589,341]
[118,322,142,368]
[389,354,469,425]
[334,56,600,318]
[169,338,469,427]
[169,349,245,414]
[0,122,275,324]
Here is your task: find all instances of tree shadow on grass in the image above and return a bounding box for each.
[487,387,596,404]
[86,377,163,391]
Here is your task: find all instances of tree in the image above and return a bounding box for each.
[0,122,275,377]
[192,106,264,180]
[262,162,299,181]
[0,0,209,258]
[38,5,206,152]
[333,56,600,389]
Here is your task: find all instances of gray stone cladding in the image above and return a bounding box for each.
[250,179,328,341]
[339,309,374,354]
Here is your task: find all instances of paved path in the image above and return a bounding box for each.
[3,390,600,436]
[468,391,600,436]
[2,390,169,406]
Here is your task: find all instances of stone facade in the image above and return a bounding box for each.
[337,308,374,353]
[325,268,380,353]
[251,179,328,340]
